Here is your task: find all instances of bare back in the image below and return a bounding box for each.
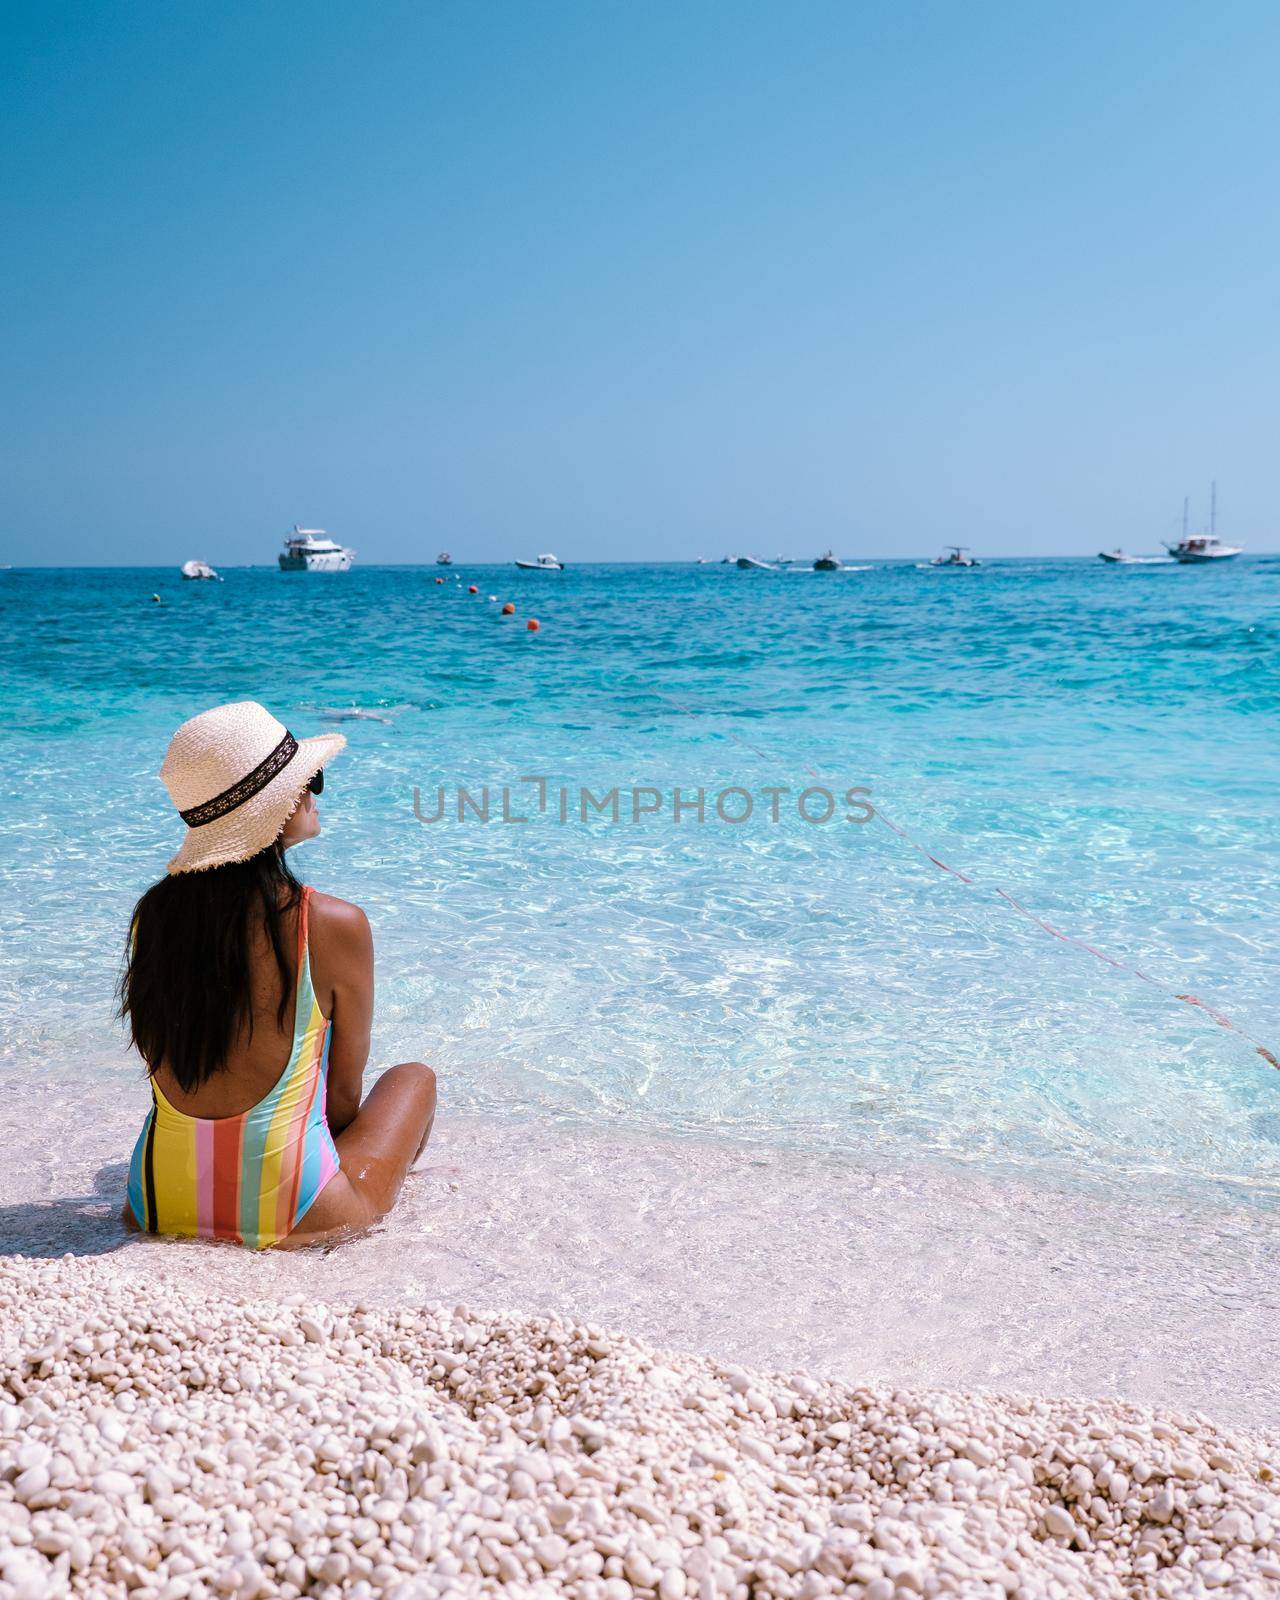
[152,897,312,1119]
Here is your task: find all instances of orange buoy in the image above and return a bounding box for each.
[435,576,444,584]
[527,618,540,631]
[501,602,515,615]
[468,584,478,594]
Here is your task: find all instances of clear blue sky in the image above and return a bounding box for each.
[3,0,1278,564]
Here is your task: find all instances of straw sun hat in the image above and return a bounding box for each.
[160,701,346,874]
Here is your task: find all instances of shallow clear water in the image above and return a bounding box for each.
[2,558,1277,1211]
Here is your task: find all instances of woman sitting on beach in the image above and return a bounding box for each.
[119,700,436,1249]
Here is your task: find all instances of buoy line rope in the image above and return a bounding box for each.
[656,690,1278,1072]
[433,571,1274,1071]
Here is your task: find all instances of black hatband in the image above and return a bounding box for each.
[179,731,299,827]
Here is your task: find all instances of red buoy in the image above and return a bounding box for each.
[468,585,478,594]
[527,618,540,632]
[501,602,515,615]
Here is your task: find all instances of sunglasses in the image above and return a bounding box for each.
[307,769,325,797]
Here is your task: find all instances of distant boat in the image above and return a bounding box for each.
[279,527,355,572]
[515,552,564,571]
[1164,484,1242,563]
[813,550,841,571]
[736,555,775,570]
[929,545,980,568]
[180,559,219,581]
[1167,535,1242,563]
[436,551,453,566]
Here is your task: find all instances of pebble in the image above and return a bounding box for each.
[624,1549,657,1587]
[92,1470,138,1499]
[533,1535,569,1568]
[0,1254,1275,1600]
[1043,1506,1076,1540]
[12,1467,49,1504]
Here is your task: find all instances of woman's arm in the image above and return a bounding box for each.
[309,893,374,1135]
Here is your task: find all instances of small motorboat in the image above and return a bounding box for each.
[813,550,841,571]
[929,546,980,568]
[515,552,565,571]
[736,555,775,570]
[180,559,220,581]
[436,552,453,566]
[1099,549,1172,565]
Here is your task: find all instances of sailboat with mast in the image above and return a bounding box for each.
[1164,483,1243,563]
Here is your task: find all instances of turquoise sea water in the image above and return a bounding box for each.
[1,558,1278,1211]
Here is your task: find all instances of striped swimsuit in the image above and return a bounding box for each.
[126,886,341,1248]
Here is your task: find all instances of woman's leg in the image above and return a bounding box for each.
[279,1062,437,1249]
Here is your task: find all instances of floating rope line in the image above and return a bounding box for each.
[436,576,1276,1073]
[871,804,1278,1070]
[658,691,1278,1071]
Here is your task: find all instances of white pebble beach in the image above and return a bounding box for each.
[2,1251,1278,1600]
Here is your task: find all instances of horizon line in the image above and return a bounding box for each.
[3,553,1279,571]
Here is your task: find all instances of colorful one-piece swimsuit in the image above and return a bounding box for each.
[126,886,341,1248]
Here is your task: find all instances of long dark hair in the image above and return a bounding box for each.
[119,842,303,1094]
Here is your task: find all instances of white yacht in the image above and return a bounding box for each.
[180,559,219,581]
[436,551,452,566]
[1165,485,1243,563]
[514,553,564,571]
[736,555,775,570]
[929,545,981,567]
[278,527,355,572]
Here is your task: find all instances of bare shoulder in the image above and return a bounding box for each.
[307,891,373,957]
[306,892,372,1017]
